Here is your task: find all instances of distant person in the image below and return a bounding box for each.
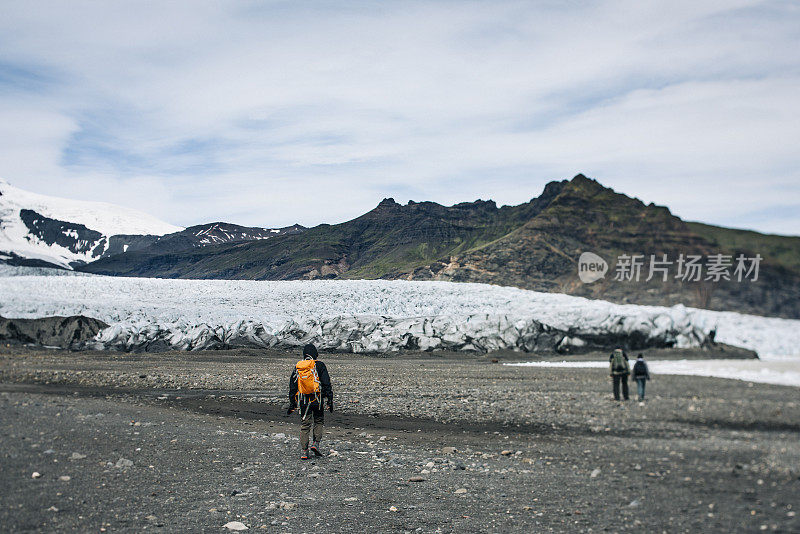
[609,348,630,401]
[287,343,333,460]
[632,353,651,401]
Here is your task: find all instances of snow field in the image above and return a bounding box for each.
[505,359,800,387]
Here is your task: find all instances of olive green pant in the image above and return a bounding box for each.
[299,403,324,450]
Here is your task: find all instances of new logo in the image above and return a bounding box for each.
[578,252,608,283]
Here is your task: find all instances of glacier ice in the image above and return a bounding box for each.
[0,275,798,357]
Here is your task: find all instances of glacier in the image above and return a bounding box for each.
[1,274,799,357]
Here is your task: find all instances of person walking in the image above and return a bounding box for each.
[287,343,333,460]
[632,353,650,401]
[609,348,630,401]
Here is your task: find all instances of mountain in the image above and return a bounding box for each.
[79,183,564,280]
[402,175,800,317]
[0,179,304,269]
[0,178,182,268]
[78,174,800,319]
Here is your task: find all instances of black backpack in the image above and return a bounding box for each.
[633,360,646,377]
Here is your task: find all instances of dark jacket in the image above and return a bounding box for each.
[632,360,650,380]
[609,350,630,376]
[288,359,333,409]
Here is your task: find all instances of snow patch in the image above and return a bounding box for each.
[505,359,800,387]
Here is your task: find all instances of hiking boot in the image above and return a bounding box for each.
[310,444,323,457]
[300,450,309,460]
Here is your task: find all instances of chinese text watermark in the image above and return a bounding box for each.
[578,253,762,283]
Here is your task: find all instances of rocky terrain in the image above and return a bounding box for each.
[1,348,798,532]
[0,316,107,350]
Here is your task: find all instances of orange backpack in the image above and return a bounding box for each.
[295,359,321,399]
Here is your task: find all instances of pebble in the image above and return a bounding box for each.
[501,450,513,456]
[47,506,58,512]
[31,472,41,479]
[70,452,86,460]
[442,447,456,454]
[223,521,248,531]
[115,458,133,468]
[389,506,398,512]
[590,468,601,478]
[408,476,426,482]
[629,499,640,507]
[279,502,296,510]
[58,475,71,481]
[454,488,468,494]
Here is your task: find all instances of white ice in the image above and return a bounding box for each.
[505,359,800,387]
[1,275,799,356]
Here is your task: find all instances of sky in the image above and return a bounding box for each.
[0,1,798,234]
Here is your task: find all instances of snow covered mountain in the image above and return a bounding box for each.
[0,178,306,270]
[0,178,183,269]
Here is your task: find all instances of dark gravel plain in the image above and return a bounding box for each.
[1,347,798,533]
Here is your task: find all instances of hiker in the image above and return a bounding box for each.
[287,343,333,460]
[609,348,630,401]
[632,353,651,401]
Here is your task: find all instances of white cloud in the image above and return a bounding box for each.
[0,0,798,233]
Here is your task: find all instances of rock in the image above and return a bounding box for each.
[70,452,86,460]
[44,449,55,455]
[115,458,133,468]
[389,506,398,512]
[629,499,640,507]
[442,447,456,454]
[329,450,340,457]
[344,497,358,502]
[408,476,426,482]
[58,475,71,481]
[454,488,468,494]
[590,468,601,478]
[47,506,58,512]
[31,472,41,479]
[279,502,296,510]
[223,521,248,531]
[501,450,513,456]
[146,515,157,521]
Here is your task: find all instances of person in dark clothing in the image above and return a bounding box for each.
[287,343,333,460]
[632,353,651,401]
[609,348,630,401]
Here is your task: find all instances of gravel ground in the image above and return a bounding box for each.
[1,347,798,533]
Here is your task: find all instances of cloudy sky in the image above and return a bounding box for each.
[1,1,798,234]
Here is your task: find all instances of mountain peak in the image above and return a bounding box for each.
[377,197,399,208]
